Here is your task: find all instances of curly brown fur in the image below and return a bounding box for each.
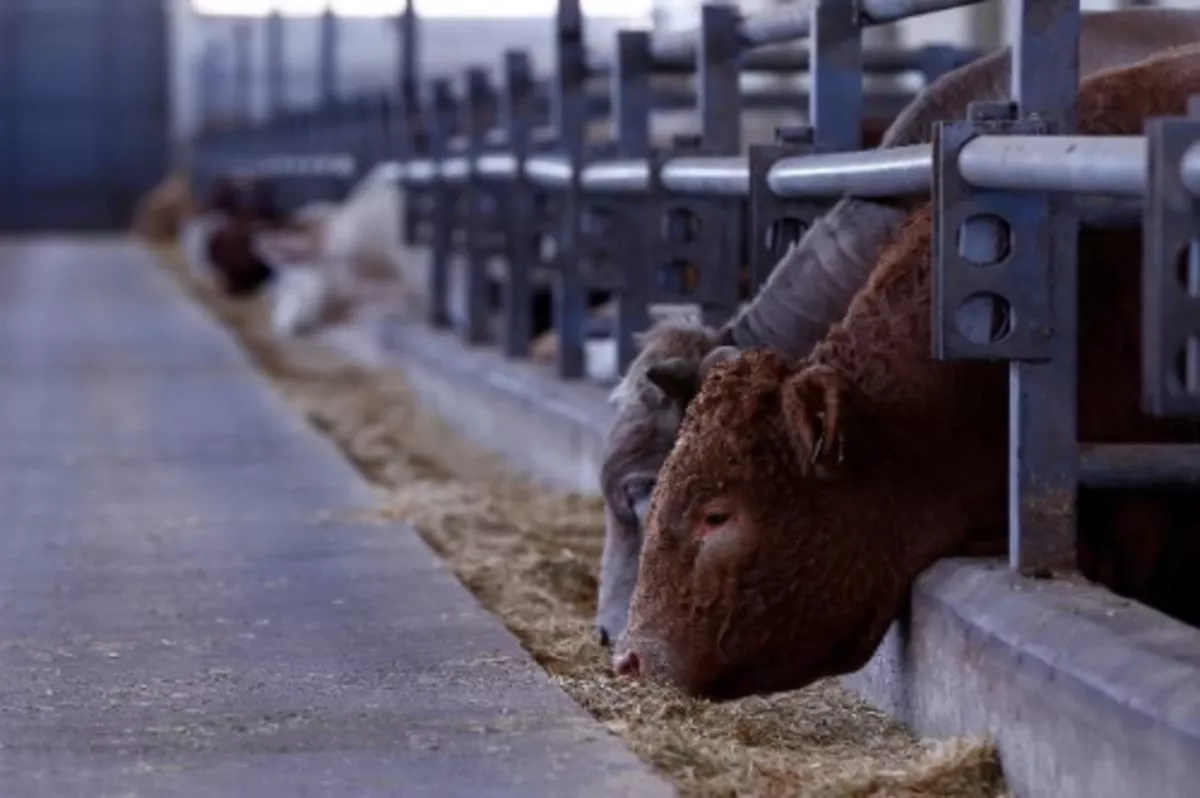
[615,45,1200,700]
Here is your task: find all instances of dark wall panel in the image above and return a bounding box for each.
[0,0,169,232]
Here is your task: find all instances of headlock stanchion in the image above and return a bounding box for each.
[462,66,500,344]
[934,0,1082,574]
[552,0,588,379]
[428,78,459,329]
[610,29,653,370]
[1144,97,1200,419]
[190,0,1200,584]
[500,50,537,360]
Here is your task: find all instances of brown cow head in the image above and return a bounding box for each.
[612,349,922,699]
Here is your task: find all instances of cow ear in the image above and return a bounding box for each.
[644,357,700,409]
[779,364,852,479]
[698,345,738,379]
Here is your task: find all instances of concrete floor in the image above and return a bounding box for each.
[0,238,669,797]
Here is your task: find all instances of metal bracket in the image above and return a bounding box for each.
[578,197,622,291]
[644,138,743,327]
[1142,100,1200,417]
[933,108,1057,363]
[748,125,832,295]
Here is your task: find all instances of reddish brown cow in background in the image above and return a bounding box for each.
[201,176,286,297]
[613,44,1200,700]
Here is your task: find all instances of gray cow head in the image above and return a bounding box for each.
[595,337,738,646]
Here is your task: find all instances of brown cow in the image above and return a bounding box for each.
[198,176,288,298]
[611,44,1200,700]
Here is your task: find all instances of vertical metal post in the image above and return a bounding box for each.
[215,41,232,132]
[931,0,1081,575]
[810,0,863,152]
[0,0,13,231]
[696,2,743,329]
[398,0,419,123]
[502,50,537,359]
[552,0,587,379]
[371,95,391,165]
[462,67,495,345]
[352,96,372,179]
[231,23,252,126]
[698,4,740,156]
[266,11,285,119]
[612,30,652,374]
[197,41,221,135]
[319,8,338,108]
[428,79,457,328]
[397,0,423,245]
[1008,0,1081,573]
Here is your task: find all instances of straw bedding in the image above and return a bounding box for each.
[153,244,1009,797]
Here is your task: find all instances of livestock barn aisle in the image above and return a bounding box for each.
[0,238,668,796]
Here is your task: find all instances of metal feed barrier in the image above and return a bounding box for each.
[192,0,1200,582]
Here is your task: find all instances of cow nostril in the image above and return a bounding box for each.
[597,626,611,648]
[613,650,641,679]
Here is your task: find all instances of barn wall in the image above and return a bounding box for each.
[0,0,170,232]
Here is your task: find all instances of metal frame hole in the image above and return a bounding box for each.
[1174,239,1199,297]
[954,292,1014,345]
[659,259,700,295]
[662,207,701,244]
[1173,337,1200,396]
[764,216,809,258]
[957,213,1012,267]
[582,203,616,239]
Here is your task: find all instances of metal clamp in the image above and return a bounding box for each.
[933,103,1057,362]
[1142,97,1200,417]
[748,125,834,295]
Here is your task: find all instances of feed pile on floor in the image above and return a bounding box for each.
[155,244,1008,798]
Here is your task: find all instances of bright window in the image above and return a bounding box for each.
[191,0,652,19]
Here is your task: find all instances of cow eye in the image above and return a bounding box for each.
[622,475,655,504]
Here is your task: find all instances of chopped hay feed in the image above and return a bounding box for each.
[151,243,1009,798]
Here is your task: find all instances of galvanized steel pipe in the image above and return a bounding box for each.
[768,144,932,197]
[439,156,470,182]
[1181,141,1200,198]
[651,0,982,61]
[524,154,573,187]
[592,44,977,77]
[404,159,436,184]
[373,160,405,185]
[477,153,518,179]
[958,135,1146,195]
[661,157,749,196]
[580,160,650,192]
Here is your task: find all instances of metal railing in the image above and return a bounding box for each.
[190,0,1200,580]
